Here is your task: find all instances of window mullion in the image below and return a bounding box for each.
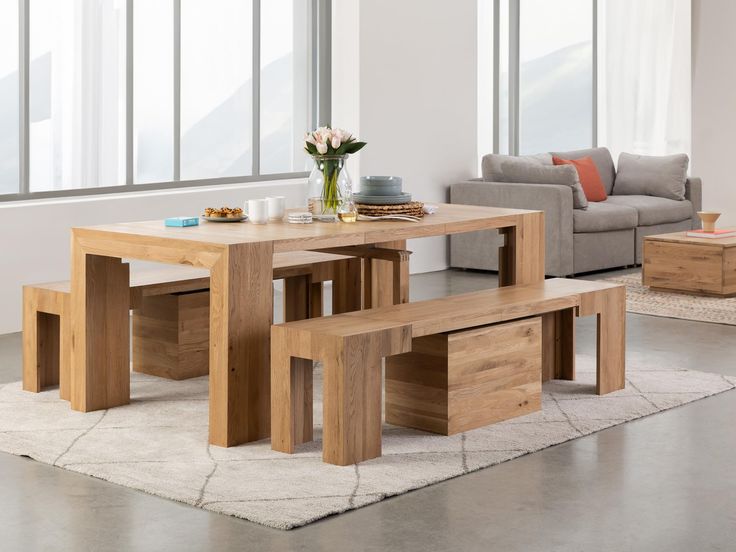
[252,0,261,177]
[173,0,181,182]
[19,0,29,194]
[592,0,598,148]
[126,0,134,186]
[508,0,520,156]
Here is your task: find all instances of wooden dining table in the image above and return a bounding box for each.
[68,203,544,447]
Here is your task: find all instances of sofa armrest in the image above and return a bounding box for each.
[450,180,574,276]
[685,177,702,229]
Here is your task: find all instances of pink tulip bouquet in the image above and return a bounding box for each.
[304,127,366,213]
[304,126,366,157]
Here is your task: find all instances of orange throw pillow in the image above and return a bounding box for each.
[552,156,608,202]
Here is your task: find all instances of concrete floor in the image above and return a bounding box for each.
[2,268,736,551]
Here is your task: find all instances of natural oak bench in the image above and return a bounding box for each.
[22,251,360,399]
[271,278,625,466]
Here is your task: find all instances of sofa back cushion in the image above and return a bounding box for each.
[552,156,608,202]
[549,147,616,195]
[613,152,689,200]
[481,152,552,182]
[500,159,588,209]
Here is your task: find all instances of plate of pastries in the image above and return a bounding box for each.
[202,207,247,222]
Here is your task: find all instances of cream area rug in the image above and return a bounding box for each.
[0,357,734,530]
[603,273,736,325]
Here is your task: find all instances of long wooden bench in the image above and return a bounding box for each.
[22,251,360,399]
[271,278,626,466]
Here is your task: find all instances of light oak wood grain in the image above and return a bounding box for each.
[386,317,542,435]
[70,252,131,412]
[643,236,736,296]
[132,291,210,380]
[273,278,626,464]
[70,204,545,448]
[25,251,356,399]
[271,321,411,465]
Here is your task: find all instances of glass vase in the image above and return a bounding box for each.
[307,154,352,221]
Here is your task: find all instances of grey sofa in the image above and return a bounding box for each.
[450,147,702,277]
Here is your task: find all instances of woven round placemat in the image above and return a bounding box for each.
[357,201,424,216]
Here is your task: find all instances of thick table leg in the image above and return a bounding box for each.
[209,242,273,447]
[541,309,575,381]
[596,287,626,395]
[499,212,545,286]
[321,334,383,466]
[70,249,131,412]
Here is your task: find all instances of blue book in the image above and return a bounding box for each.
[165,216,199,227]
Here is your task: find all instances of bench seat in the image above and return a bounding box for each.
[271,278,626,465]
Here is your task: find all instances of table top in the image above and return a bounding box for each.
[72,204,538,252]
[644,230,736,248]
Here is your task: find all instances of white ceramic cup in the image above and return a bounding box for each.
[266,196,286,220]
[245,198,269,224]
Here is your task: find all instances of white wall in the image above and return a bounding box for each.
[334,0,479,273]
[0,180,306,334]
[692,0,736,225]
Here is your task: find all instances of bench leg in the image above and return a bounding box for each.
[541,309,575,382]
[284,275,311,322]
[23,306,60,393]
[22,289,41,393]
[369,240,408,307]
[322,334,383,465]
[310,282,323,318]
[363,258,373,309]
[392,254,410,305]
[332,257,363,314]
[271,326,313,453]
[596,287,626,395]
[59,301,72,400]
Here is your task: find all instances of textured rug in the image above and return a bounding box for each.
[602,272,736,325]
[0,357,734,530]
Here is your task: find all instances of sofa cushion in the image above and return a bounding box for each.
[549,147,616,195]
[499,160,588,209]
[573,201,638,233]
[552,156,607,202]
[613,152,689,200]
[605,195,693,226]
[481,152,552,182]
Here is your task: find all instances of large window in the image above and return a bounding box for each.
[518,0,593,154]
[2,0,330,201]
[485,0,690,159]
[492,0,595,156]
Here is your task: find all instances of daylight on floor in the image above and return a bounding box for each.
[0,0,733,550]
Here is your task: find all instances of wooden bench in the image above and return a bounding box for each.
[22,251,360,399]
[271,278,626,465]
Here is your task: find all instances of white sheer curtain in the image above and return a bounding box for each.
[29,0,125,192]
[597,0,691,163]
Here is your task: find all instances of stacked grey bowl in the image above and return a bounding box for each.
[354,176,411,205]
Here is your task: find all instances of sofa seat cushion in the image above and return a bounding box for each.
[573,201,638,233]
[605,195,693,226]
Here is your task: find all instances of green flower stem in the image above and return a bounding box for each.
[321,158,342,211]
